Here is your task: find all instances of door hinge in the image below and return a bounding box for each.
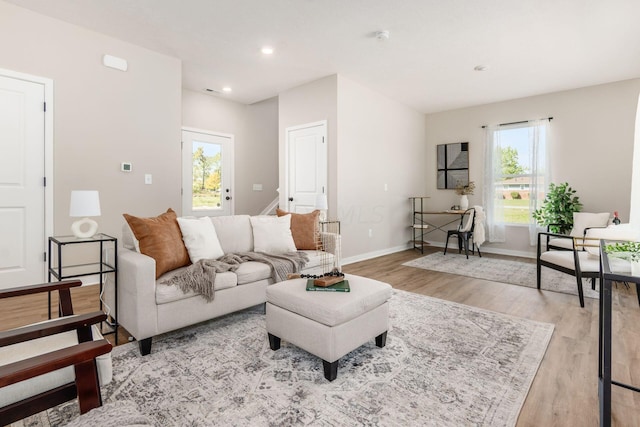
[43,177,47,187]
[43,252,47,262]
[181,188,183,196]
[322,136,325,143]
[43,102,46,112]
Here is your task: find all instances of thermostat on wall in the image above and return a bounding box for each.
[121,162,132,172]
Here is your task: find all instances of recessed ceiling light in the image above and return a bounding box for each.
[474,65,489,71]
[261,46,274,55]
[222,87,232,93]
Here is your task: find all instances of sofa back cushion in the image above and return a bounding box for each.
[250,215,297,253]
[177,217,225,262]
[123,208,191,279]
[210,215,254,253]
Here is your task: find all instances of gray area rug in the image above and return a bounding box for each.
[19,290,554,427]
[403,252,599,299]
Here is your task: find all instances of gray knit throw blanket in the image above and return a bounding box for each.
[161,251,309,302]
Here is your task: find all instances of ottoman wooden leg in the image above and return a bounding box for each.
[323,360,339,382]
[375,331,387,348]
[268,333,281,350]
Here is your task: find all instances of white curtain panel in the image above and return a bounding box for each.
[526,119,550,245]
[483,125,506,242]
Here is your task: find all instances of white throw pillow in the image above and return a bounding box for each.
[177,217,224,262]
[250,215,297,254]
[570,212,610,237]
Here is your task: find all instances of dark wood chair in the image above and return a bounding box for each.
[444,208,482,259]
[0,280,112,426]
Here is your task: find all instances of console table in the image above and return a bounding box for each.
[48,233,119,344]
[598,240,640,426]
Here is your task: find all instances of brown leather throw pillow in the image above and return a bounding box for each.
[276,208,320,250]
[123,208,190,279]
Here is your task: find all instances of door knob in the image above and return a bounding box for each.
[226,196,232,200]
[288,197,293,202]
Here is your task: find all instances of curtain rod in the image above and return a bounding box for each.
[481,117,553,129]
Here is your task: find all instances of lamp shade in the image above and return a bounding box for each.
[69,191,101,217]
[315,193,328,210]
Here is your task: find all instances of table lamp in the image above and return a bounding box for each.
[69,190,101,238]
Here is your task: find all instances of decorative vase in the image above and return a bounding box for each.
[460,195,469,210]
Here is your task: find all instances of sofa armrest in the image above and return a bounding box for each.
[320,232,342,269]
[114,248,159,341]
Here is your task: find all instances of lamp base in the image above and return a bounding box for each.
[71,217,98,238]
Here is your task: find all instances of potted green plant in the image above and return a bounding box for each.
[532,182,583,234]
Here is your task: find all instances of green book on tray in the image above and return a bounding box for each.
[306,279,350,292]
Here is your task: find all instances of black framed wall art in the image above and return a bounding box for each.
[437,142,469,189]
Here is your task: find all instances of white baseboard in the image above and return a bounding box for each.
[342,244,412,265]
[342,242,536,265]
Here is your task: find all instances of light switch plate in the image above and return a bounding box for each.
[145,174,152,185]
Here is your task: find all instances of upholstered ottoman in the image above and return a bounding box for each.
[265,274,392,381]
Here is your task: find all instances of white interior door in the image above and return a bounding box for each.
[0,74,47,288]
[182,128,234,217]
[286,122,327,213]
[286,121,327,213]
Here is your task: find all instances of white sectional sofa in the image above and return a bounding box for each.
[109,213,340,355]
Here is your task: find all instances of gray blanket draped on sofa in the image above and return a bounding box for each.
[161,251,309,301]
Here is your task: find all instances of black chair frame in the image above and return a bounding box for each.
[444,208,482,259]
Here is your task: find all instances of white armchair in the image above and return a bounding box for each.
[537,225,639,307]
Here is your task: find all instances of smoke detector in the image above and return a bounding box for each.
[375,30,390,40]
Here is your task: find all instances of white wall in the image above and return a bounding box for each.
[629,93,640,226]
[0,1,182,240]
[182,90,279,214]
[336,76,427,260]
[279,74,427,260]
[425,78,640,256]
[278,75,338,217]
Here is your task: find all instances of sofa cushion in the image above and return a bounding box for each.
[123,209,190,279]
[156,266,238,304]
[250,215,297,254]
[276,209,320,250]
[177,216,224,262]
[235,261,272,285]
[210,215,253,253]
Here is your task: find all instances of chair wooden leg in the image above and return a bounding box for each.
[444,235,449,255]
[476,244,482,258]
[74,360,102,414]
[636,283,640,307]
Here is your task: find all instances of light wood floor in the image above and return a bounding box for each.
[2,248,639,426]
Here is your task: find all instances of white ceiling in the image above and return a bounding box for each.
[7,0,640,113]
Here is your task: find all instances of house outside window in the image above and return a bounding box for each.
[483,119,550,244]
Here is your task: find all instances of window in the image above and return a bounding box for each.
[483,120,549,243]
